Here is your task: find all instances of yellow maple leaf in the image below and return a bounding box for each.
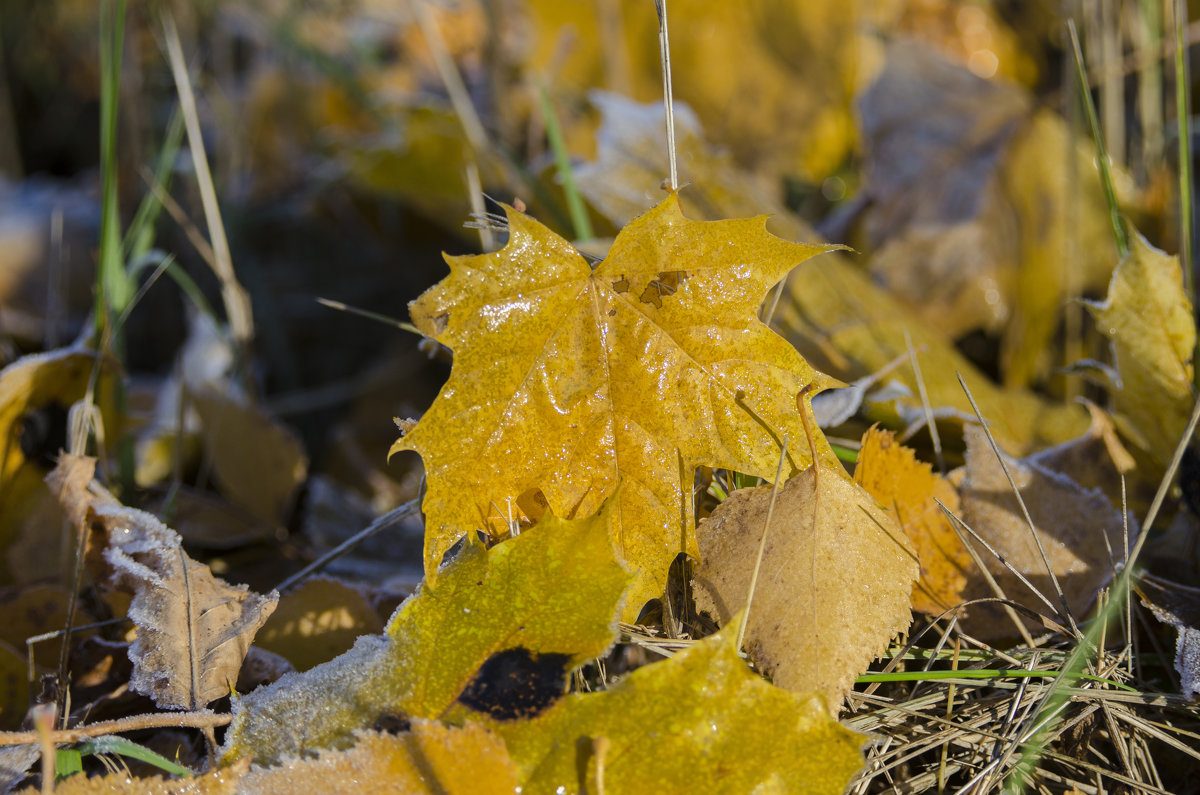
[391,193,840,614]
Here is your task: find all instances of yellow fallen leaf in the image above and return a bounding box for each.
[237,722,518,795]
[1084,230,1196,468]
[220,503,630,766]
[523,0,859,181]
[575,91,809,243]
[190,387,308,528]
[392,192,840,615]
[467,618,864,793]
[1000,111,1123,387]
[255,578,384,672]
[854,427,972,615]
[773,250,1090,453]
[692,465,917,713]
[0,347,115,584]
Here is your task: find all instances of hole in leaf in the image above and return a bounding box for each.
[456,647,571,720]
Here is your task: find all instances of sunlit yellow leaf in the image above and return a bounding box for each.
[255,578,383,672]
[1085,231,1195,467]
[391,193,840,615]
[773,252,1090,453]
[465,618,863,794]
[854,427,971,616]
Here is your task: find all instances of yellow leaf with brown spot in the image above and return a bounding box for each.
[854,427,972,616]
[391,193,840,616]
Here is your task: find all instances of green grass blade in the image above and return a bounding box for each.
[1068,18,1129,259]
[124,107,185,262]
[75,736,192,778]
[538,86,594,242]
[96,0,133,343]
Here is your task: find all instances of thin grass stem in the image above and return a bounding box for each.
[1069,18,1130,258]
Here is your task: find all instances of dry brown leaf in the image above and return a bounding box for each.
[958,425,1127,638]
[692,466,917,712]
[1027,401,1136,511]
[189,387,307,528]
[255,578,383,672]
[854,427,972,615]
[237,722,518,795]
[46,454,278,711]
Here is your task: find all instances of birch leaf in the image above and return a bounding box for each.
[46,454,278,711]
[691,466,917,712]
[391,192,840,616]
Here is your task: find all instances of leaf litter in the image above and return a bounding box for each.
[5,2,1200,793]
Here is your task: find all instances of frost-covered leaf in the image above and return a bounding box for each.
[1085,231,1196,467]
[46,454,277,710]
[692,466,917,712]
[1134,573,1200,699]
[958,426,1128,638]
[237,722,517,795]
[392,193,839,616]
[854,427,972,615]
[220,504,630,766]
[467,619,863,794]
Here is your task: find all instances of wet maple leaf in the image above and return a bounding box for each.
[391,193,840,614]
